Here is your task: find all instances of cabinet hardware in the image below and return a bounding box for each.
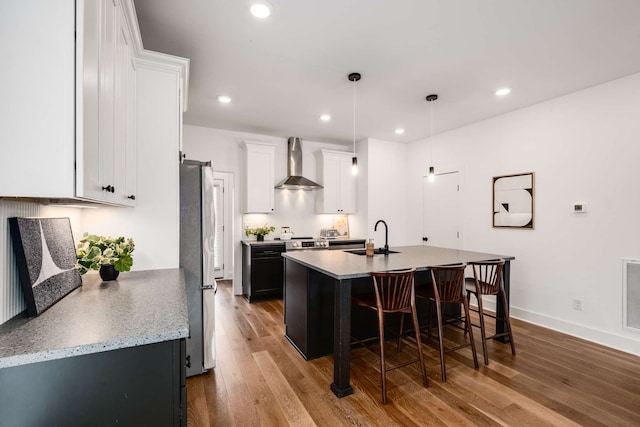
[185,355,191,368]
[127,195,136,200]
[102,185,115,193]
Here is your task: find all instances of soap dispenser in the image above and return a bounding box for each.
[366,239,374,257]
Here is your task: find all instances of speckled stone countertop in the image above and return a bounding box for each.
[282,245,515,280]
[0,268,189,369]
[241,239,286,246]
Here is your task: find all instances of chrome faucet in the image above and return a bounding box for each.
[374,220,389,255]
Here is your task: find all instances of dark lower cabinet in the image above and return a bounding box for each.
[0,339,186,427]
[242,243,285,302]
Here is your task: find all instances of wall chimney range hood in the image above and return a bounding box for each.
[275,137,323,190]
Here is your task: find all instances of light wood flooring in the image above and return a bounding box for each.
[186,280,640,426]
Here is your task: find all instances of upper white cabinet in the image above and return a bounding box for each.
[0,0,137,206]
[316,150,356,214]
[243,141,276,213]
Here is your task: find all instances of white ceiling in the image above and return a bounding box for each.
[133,0,640,145]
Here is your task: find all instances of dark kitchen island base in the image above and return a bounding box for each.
[284,259,451,360]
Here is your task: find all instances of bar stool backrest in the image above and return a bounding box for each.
[370,268,416,312]
[430,264,467,303]
[470,259,505,295]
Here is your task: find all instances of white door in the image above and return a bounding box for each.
[213,178,224,279]
[423,172,460,249]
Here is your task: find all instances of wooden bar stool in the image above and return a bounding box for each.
[416,263,479,382]
[352,268,428,404]
[465,259,516,365]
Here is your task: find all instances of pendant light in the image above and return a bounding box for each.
[348,73,361,175]
[426,94,438,182]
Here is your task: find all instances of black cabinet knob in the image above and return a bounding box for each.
[101,185,115,193]
[185,355,191,368]
[127,195,136,200]
[422,237,429,242]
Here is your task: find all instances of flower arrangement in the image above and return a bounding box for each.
[245,225,276,241]
[76,233,135,275]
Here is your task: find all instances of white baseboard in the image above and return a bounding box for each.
[506,304,640,357]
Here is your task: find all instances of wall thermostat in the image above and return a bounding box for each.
[573,203,587,213]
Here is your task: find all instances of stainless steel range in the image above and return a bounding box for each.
[284,237,365,251]
[284,237,329,251]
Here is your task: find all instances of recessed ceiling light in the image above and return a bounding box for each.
[495,87,511,96]
[217,95,231,104]
[250,3,272,18]
[320,114,331,121]
[395,128,405,135]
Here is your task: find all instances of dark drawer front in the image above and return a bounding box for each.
[252,244,285,258]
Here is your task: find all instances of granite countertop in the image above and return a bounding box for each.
[242,239,286,246]
[0,268,189,369]
[282,245,515,280]
[242,237,366,246]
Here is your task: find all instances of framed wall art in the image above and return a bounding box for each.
[493,172,535,229]
[8,217,81,316]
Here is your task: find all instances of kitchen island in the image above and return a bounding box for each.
[0,268,189,426]
[282,245,515,398]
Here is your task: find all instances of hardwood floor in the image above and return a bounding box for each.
[187,280,640,426]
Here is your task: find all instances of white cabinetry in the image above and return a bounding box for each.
[0,0,136,206]
[243,142,276,213]
[316,150,356,214]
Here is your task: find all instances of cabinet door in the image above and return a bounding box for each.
[321,154,340,213]
[245,144,275,213]
[114,5,136,206]
[316,151,356,214]
[79,0,136,206]
[251,257,283,297]
[98,0,117,200]
[77,0,102,201]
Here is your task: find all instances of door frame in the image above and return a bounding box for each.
[213,171,234,280]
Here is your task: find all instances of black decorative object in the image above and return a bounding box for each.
[493,172,535,229]
[8,217,81,316]
[99,265,120,281]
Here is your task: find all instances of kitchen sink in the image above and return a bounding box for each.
[345,249,400,256]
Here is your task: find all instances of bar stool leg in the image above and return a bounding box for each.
[463,296,479,369]
[377,309,388,404]
[411,305,428,387]
[500,290,516,355]
[397,312,405,353]
[476,292,489,365]
[434,299,446,381]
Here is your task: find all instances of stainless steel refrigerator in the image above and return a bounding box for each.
[180,160,216,377]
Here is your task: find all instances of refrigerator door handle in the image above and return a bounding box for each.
[203,284,216,370]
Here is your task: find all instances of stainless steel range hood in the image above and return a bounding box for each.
[275,137,323,190]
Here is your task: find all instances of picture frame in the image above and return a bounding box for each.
[333,214,350,237]
[492,172,535,229]
[8,217,81,316]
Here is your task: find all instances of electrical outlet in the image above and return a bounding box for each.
[573,298,583,311]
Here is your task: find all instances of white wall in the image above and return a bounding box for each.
[406,72,640,355]
[362,138,411,247]
[182,125,355,293]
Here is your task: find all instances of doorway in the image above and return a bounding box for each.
[422,171,460,249]
[213,171,233,279]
